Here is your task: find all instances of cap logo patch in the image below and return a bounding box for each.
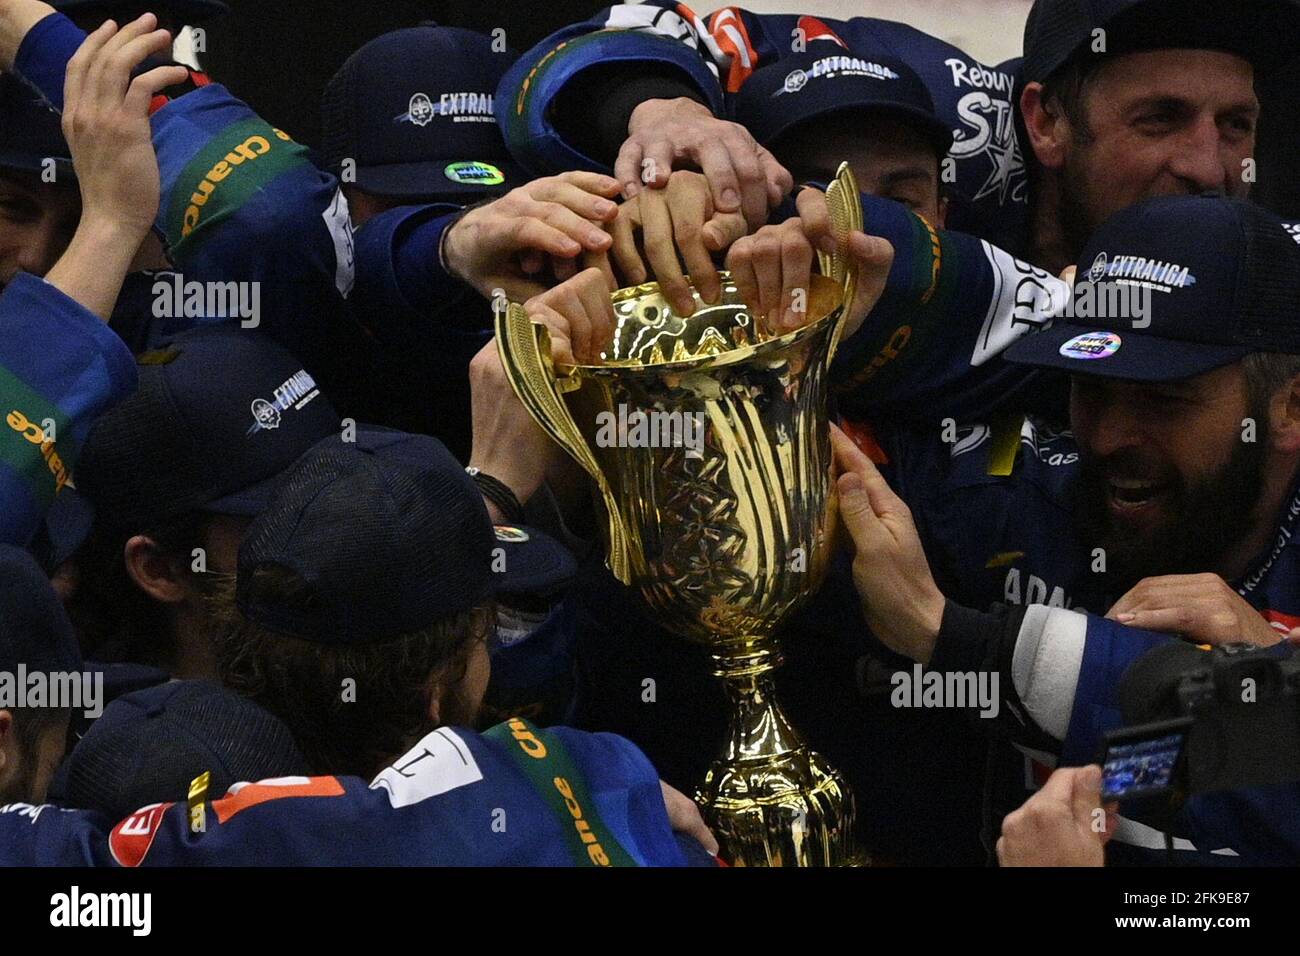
[773,56,899,97]
[494,525,530,543]
[247,369,321,436]
[405,92,435,127]
[1087,252,1108,283]
[1085,251,1195,294]
[445,161,505,186]
[394,92,496,125]
[1059,331,1121,360]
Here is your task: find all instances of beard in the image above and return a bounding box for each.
[1072,420,1269,594]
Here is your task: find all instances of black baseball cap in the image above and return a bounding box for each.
[0,544,81,678]
[1005,195,1300,381]
[1021,0,1300,85]
[237,437,576,645]
[76,324,342,533]
[0,75,73,181]
[62,680,310,822]
[320,24,525,202]
[49,0,229,24]
[734,50,953,157]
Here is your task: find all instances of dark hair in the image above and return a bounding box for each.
[67,511,218,667]
[209,568,492,779]
[1038,55,1106,146]
[1243,352,1300,412]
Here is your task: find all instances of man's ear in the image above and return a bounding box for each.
[1020,82,1070,171]
[0,710,12,774]
[424,673,442,727]
[934,194,950,230]
[1268,375,1300,454]
[123,535,189,604]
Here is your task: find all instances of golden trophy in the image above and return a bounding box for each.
[495,166,864,866]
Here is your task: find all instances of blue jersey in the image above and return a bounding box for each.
[0,720,714,867]
[0,276,136,548]
[496,2,1029,250]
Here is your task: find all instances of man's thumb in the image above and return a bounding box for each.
[838,472,879,542]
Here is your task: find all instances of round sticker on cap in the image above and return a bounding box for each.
[494,525,530,543]
[445,162,505,186]
[1059,331,1121,360]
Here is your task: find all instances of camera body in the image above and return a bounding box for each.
[1102,642,1300,801]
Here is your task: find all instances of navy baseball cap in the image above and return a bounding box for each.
[1021,0,1300,85]
[77,324,342,532]
[62,680,310,822]
[734,51,952,157]
[237,437,576,645]
[1005,195,1300,382]
[0,75,73,181]
[0,544,81,678]
[49,0,229,24]
[320,24,525,202]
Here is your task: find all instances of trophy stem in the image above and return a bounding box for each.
[696,639,863,867]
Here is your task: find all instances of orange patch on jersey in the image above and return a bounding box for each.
[212,777,346,825]
[708,7,758,92]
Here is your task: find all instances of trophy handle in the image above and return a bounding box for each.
[494,302,634,584]
[819,161,864,363]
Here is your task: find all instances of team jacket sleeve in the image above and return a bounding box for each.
[0,275,137,548]
[829,194,1067,424]
[14,12,356,305]
[349,203,492,346]
[496,2,726,176]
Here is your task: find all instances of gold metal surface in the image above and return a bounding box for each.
[495,166,864,866]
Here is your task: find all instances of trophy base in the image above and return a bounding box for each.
[696,746,866,867]
[695,645,862,867]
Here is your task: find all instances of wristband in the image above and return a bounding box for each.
[467,467,526,524]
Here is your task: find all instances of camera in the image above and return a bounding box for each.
[1100,642,1300,801]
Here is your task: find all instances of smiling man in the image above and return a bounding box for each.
[816,193,1300,863]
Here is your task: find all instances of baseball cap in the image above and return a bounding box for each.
[1004,194,1300,381]
[76,324,342,533]
[48,0,229,24]
[61,680,310,822]
[320,24,525,202]
[1021,0,1300,85]
[0,544,82,678]
[236,437,576,645]
[734,51,953,157]
[0,75,73,181]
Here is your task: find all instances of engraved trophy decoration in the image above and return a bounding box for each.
[495,165,864,866]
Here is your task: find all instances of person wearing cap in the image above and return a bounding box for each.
[807,193,1300,864]
[0,2,376,415]
[0,545,82,805]
[321,24,623,453]
[1017,0,1300,275]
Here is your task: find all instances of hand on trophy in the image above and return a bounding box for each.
[725,217,816,334]
[467,338,565,518]
[794,187,895,340]
[585,169,747,318]
[617,96,792,231]
[522,266,618,365]
[831,424,946,664]
[442,171,623,302]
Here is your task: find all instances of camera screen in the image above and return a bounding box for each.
[1101,732,1185,801]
